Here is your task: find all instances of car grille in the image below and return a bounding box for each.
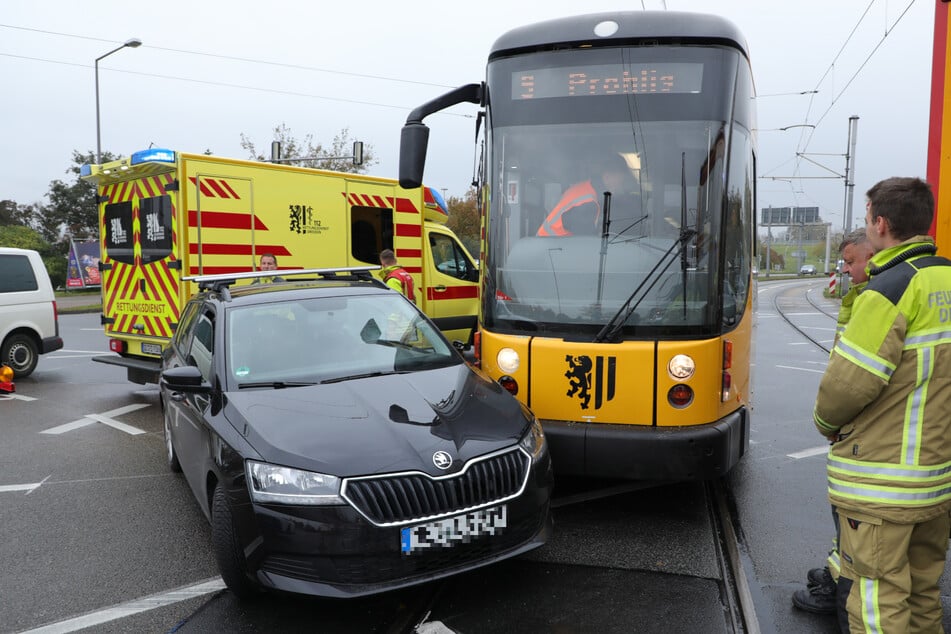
[342,449,529,526]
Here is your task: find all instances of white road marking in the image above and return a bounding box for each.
[0,475,50,494]
[55,348,109,354]
[0,393,38,401]
[85,413,146,435]
[19,577,226,634]
[788,445,830,459]
[775,364,826,374]
[41,403,150,435]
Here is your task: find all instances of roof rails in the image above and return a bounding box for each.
[183,266,383,298]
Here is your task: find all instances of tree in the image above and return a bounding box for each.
[0,200,33,227]
[240,124,376,173]
[0,225,48,251]
[445,188,480,256]
[0,225,67,288]
[43,150,117,243]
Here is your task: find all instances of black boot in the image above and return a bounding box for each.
[792,567,836,615]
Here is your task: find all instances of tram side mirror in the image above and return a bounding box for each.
[399,123,430,189]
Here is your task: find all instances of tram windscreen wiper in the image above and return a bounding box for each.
[594,151,698,343]
[592,228,696,343]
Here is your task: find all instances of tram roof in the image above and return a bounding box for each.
[490,11,750,62]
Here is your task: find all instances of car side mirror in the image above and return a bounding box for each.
[161,365,212,394]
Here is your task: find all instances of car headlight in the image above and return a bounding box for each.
[518,416,546,462]
[246,460,343,505]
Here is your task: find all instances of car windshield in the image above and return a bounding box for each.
[225,293,460,389]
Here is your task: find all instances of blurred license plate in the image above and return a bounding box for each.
[142,343,162,356]
[401,505,507,554]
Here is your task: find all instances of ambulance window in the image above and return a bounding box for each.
[350,206,394,263]
[430,233,475,281]
[103,200,135,265]
[140,195,173,263]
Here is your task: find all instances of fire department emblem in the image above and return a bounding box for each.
[565,354,616,410]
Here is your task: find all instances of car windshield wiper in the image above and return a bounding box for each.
[237,381,320,389]
[319,370,409,384]
[372,338,420,351]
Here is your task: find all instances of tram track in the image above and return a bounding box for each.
[770,280,836,355]
[549,476,758,633]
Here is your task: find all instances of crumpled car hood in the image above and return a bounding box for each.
[222,365,529,477]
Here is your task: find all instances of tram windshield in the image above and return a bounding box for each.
[483,45,753,338]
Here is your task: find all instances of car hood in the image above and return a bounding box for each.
[222,364,529,477]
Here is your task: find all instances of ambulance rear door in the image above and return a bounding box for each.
[99,171,178,358]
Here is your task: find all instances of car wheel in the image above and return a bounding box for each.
[2,333,38,378]
[212,484,261,600]
[162,407,182,473]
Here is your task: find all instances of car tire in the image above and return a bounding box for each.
[162,407,182,473]
[212,484,261,600]
[2,333,38,378]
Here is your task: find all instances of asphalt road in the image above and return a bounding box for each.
[5,280,950,633]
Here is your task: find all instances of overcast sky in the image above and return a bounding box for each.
[1,0,933,233]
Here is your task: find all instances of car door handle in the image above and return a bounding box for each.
[170,392,186,402]
[433,285,447,292]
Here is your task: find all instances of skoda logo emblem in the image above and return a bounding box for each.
[432,451,453,470]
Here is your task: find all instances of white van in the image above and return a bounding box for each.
[0,247,64,377]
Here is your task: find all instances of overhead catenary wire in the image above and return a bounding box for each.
[0,23,457,89]
[0,52,474,118]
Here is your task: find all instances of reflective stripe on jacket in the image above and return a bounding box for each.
[536,180,599,236]
[814,237,951,522]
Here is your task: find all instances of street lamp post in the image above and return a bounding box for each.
[95,38,142,165]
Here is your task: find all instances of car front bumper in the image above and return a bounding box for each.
[229,453,554,598]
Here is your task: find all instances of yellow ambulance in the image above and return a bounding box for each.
[81,148,478,383]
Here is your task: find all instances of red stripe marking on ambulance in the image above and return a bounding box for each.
[395,224,422,238]
[187,244,291,256]
[427,286,479,301]
[188,210,268,230]
[390,197,419,214]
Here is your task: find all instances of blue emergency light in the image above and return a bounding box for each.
[131,148,176,165]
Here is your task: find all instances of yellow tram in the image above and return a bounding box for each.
[400,11,756,480]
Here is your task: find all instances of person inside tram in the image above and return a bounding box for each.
[536,154,641,237]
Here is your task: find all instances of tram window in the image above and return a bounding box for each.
[721,126,754,325]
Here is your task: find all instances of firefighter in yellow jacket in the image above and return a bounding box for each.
[813,177,951,632]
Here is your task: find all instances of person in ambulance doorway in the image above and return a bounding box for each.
[379,249,416,303]
[810,177,951,632]
[536,154,640,237]
[250,253,285,285]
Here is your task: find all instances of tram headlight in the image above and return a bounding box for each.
[497,347,520,374]
[667,354,695,380]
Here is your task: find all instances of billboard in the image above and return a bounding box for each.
[761,206,820,225]
[66,240,101,288]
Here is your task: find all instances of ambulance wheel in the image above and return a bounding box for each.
[2,333,38,379]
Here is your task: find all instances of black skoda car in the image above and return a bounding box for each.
[159,269,552,599]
